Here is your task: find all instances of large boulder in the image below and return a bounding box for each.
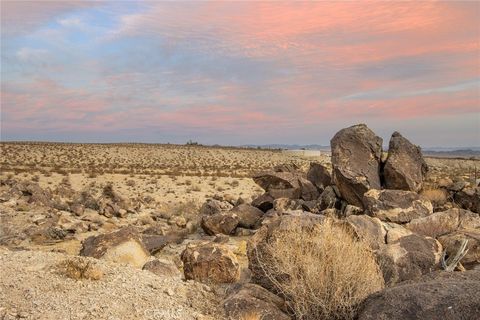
[306,162,332,191]
[406,208,480,238]
[247,214,326,291]
[201,212,239,235]
[181,242,240,283]
[331,124,383,208]
[223,283,290,320]
[357,270,480,320]
[363,189,433,223]
[454,187,480,214]
[383,132,428,192]
[80,227,150,268]
[229,204,264,229]
[376,234,442,286]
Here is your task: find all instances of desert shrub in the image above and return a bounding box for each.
[258,219,384,320]
[421,188,447,206]
[57,257,103,280]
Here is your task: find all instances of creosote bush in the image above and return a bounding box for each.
[259,219,384,320]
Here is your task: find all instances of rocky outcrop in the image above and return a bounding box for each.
[201,212,239,235]
[229,204,263,229]
[376,234,442,286]
[383,132,428,192]
[357,270,480,320]
[80,227,150,268]
[363,189,433,223]
[181,242,240,283]
[331,124,383,208]
[223,283,290,320]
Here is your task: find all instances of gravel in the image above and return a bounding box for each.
[0,249,224,320]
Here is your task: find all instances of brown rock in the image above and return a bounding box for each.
[199,199,233,216]
[331,124,383,208]
[383,132,428,192]
[306,162,332,190]
[251,193,275,212]
[438,230,480,269]
[454,187,480,214]
[376,234,442,286]
[357,270,480,320]
[142,259,181,278]
[223,283,290,320]
[230,204,263,229]
[345,215,386,250]
[406,208,480,238]
[201,212,239,235]
[181,242,240,283]
[363,189,433,223]
[80,226,150,268]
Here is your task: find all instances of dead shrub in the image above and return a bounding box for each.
[421,188,447,206]
[57,257,103,280]
[258,219,384,320]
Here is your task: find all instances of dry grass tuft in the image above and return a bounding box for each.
[420,188,448,206]
[238,312,262,320]
[260,219,384,320]
[57,257,104,280]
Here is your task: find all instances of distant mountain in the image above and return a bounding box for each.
[241,144,330,150]
[242,144,480,159]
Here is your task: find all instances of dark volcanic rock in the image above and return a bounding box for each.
[376,234,442,286]
[357,270,480,320]
[229,204,264,229]
[330,124,383,208]
[384,131,428,192]
[306,162,332,190]
[181,242,240,283]
[251,193,275,212]
[224,283,290,320]
[201,212,239,235]
[454,187,480,214]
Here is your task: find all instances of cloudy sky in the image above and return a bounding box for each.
[1,1,479,147]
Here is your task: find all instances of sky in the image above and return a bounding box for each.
[1,1,479,147]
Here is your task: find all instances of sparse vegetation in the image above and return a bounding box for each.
[259,219,384,320]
